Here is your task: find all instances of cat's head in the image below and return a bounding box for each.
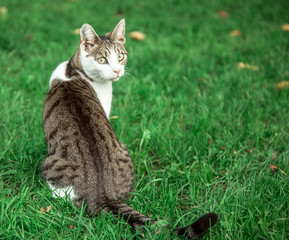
[79,19,127,83]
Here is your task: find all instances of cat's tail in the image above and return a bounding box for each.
[98,197,218,239]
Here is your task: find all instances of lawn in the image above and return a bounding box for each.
[0,0,289,239]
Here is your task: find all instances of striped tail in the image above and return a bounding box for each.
[100,198,218,239]
[99,198,154,229]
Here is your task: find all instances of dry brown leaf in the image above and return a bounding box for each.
[277,81,289,90]
[73,28,80,35]
[247,148,255,154]
[0,7,7,15]
[40,206,52,213]
[221,170,228,175]
[237,62,246,69]
[281,23,289,31]
[230,30,242,37]
[237,62,259,71]
[69,224,74,229]
[270,164,278,173]
[46,206,52,212]
[219,10,229,18]
[128,31,146,41]
[40,207,46,213]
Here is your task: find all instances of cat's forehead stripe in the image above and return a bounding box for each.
[103,47,111,58]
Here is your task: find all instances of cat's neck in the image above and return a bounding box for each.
[66,48,90,81]
[88,81,112,117]
[49,49,113,118]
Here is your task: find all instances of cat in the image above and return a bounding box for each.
[42,19,218,238]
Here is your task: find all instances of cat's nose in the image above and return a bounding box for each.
[113,69,121,75]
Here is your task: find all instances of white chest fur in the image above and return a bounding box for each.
[87,81,112,118]
[49,61,112,118]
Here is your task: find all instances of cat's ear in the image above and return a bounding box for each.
[80,24,101,51]
[107,19,126,45]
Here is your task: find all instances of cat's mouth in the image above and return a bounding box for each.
[111,76,120,82]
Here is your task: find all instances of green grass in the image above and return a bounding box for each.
[1,0,289,239]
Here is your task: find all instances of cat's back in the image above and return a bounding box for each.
[44,78,102,122]
[43,78,110,152]
[43,78,135,203]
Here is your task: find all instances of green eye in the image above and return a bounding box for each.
[118,53,124,61]
[97,57,107,64]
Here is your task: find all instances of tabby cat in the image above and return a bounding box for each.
[42,19,218,238]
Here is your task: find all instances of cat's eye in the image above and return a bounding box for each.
[97,57,107,64]
[118,53,124,61]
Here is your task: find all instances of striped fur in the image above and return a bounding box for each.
[43,20,218,238]
[43,79,135,213]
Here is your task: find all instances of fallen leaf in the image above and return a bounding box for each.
[72,28,80,35]
[221,170,228,175]
[237,62,259,71]
[0,7,7,15]
[247,148,255,154]
[40,207,46,213]
[40,206,52,213]
[277,81,289,90]
[230,30,242,37]
[46,206,52,212]
[69,224,74,229]
[110,115,118,119]
[128,31,146,41]
[237,62,246,69]
[281,23,289,31]
[270,164,278,173]
[219,10,229,18]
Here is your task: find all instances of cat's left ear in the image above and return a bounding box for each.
[107,19,126,45]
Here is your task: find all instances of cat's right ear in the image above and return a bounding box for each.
[106,19,126,45]
[80,24,101,52]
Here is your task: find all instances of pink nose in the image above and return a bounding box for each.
[113,69,121,75]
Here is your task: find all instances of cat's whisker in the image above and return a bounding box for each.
[124,67,135,75]
[123,68,135,80]
[123,72,134,80]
